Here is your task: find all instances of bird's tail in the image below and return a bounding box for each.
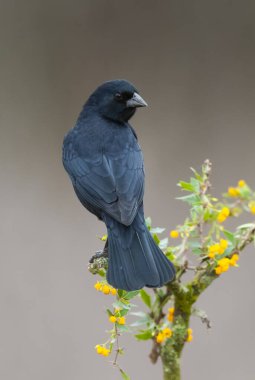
[103,211,175,291]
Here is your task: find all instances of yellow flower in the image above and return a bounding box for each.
[109,315,117,323]
[162,328,172,338]
[228,187,240,197]
[118,316,126,325]
[102,285,110,295]
[101,234,107,241]
[186,328,193,342]
[170,230,179,238]
[156,332,165,344]
[218,257,230,266]
[95,345,103,355]
[208,241,227,258]
[220,239,228,250]
[209,244,217,253]
[221,207,230,217]
[250,206,255,214]
[167,307,175,322]
[230,253,239,266]
[208,251,215,259]
[95,345,110,356]
[217,257,230,272]
[218,245,224,254]
[215,266,222,275]
[217,214,227,223]
[94,282,102,291]
[238,180,246,188]
[110,288,117,296]
[217,207,230,223]
[101,347,110,356]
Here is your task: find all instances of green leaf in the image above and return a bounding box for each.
[223,229,236,245]
[204,208,213,221]
[123,290,140,300]
[178,181,195,192]
[239,186,251,198]
[190,167,203,182]
[97,269,106,277]
[119,308,129,317]
[237,223,255,230]
[117,324,130,332]
[140,289,151,308]
[145,217,152,230]
[150,227,165,234]
[130,312,152,327]
[130,318,151,327]
[166,249,176,261]
[192,248,203,255]
[153,233,160,245]
[130,311,147,318]
[117,289,124,298]
[120,368,131,380]
[113,300,130,310]
[176,194,201,205]
[190,178,200,192]
[189,240,201,249]
[135,330,153,341]
[106,308,113,316]
[159,238,168,249]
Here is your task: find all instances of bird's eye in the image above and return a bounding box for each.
[114,93,123,101]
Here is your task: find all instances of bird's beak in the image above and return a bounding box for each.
[126,92,148,108]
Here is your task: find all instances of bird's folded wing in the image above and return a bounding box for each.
[63,145,144,226]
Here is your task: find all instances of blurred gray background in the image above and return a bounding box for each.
[1,1,255,379]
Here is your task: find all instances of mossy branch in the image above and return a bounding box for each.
[89,160,255,380]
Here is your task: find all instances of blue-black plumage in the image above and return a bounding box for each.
[62,80,175,290]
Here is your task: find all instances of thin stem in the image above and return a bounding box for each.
[113,324,120,366]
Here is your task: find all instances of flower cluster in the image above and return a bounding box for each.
[217,207,230,223]
[156,328,173,344]
[95,345,110,357]
[167,307,175,322]
[228,179,246,197]
[186,328,193,342]
[228,187,240,197]
[208,239,228,259]
[109,315,126,325]
[94,281,117,295]
[215,254,239,275]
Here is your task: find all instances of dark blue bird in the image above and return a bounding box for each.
[62,80,175,290]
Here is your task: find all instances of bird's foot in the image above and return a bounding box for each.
[88,248,109,275]
[89,248,109,264]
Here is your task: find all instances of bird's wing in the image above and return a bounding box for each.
[63,137,144,226]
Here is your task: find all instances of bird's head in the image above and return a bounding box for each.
[86,80,148,123]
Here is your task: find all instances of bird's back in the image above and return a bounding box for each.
[63,110,145,226]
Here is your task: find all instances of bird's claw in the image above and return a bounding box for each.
[89,248,109,263]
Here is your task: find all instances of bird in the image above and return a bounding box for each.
[62,80,175,291]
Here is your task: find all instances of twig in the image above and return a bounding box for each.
[113,324,120,366]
